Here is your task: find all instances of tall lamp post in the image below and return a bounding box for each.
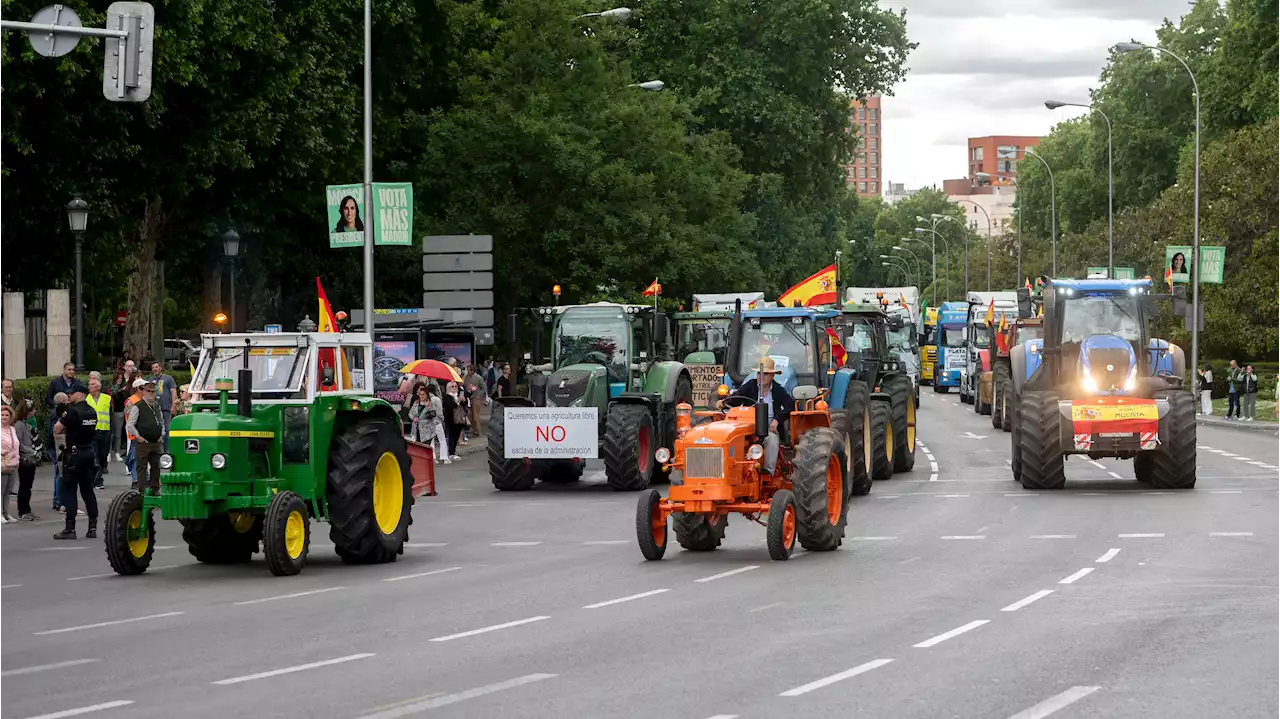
[222,229,241,333]
[912,221,951,303]
[1023,147,1057,276]
[1113,40,1201,382]
[888,247,922,287]
[881,261,911,286]
[954,198,993,291]
[879,255,914,286]
[65,197,89,370]
[1046,100,1113,276]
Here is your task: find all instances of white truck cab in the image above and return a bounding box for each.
[959,291,1018,404]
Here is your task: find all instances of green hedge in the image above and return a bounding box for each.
[12,370,192,438]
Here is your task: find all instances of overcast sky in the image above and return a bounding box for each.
[879,0,1196,189]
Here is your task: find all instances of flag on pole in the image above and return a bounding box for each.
[777,264,838,307]
[642,279,661,297]
[1024,276,1032,290]
[315,278,350,389]
[984,297,995,326]
[1164,267,1173,290]
[996,313,1009,353]
[825,327,847,369]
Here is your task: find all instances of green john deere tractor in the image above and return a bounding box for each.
[488,302,693,492]
[105,332,432,577]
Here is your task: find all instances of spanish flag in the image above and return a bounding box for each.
[317,278,339,332]
[984,297,995,326]
[778,264,837,307]
[642,279,661,297]
[315,278,350,389]
[1024,276,1032,290]
[995,313,1009,353]
[825,327,847,369]
[1164,267,1173,290]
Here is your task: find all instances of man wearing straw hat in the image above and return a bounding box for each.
[723,357,794,475]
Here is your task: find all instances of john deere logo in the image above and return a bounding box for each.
[184,439,200,454]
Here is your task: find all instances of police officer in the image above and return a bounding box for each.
[53,383,99,540]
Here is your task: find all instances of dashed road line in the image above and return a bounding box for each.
[67,565,177,582]
[19,700,135,719]
[356,674,557,719]
[1059,568,1094,584]
[1005,685,1101,719]
[1030,535,1077,539]
[33,546,88,552]
[212,653,375,685]
[1209,490,1243,494]
[930,462,940,472]
[2,584,22,589]
[875,495,902,499]
[1107,471,1124,479]
[1095,548,1121,563]
[583,588,671,609]
[929,473,939,481]
[429,616,550,642]
[694,566,760,583]
[703,715,739,719]
[581,540,629,545]
[382,567,463,583]
[939,494,970,498]
[1089,460,1107,469]
[748,602,785,613]
[914,620,989,648]
[1210,532,1254,537]
[1002,590,1054,612]
[34,611,184,636]
[2,658,101,677]
[1118,533,1164,538]
[1218,452,1239,458]
[233,586,346,606]
[778,658,895,696]
[940,535,985,540]
[850,536,898,541]
[490,541,543,547]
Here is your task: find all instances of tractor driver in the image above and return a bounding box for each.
[726,357,794,475]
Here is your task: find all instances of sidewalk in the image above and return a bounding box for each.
[1196,415,1280,433]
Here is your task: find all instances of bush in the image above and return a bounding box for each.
[12,370,192,438]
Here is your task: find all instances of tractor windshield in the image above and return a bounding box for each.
[195,346,307,393]
[739,319,814,375]
[846,322,877,352]
[677,318,730,360]
[887,325,914,352]
[1016,325,1043,343]
[1061,294,1142,344]
[556,308,630,382]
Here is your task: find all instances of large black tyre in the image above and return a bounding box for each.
[604,403,656,491]
[791,427,849,551]
[636,489,667,560]
[104,490,155,576]
[1134,452,1154,483]
[327,418,412,564]
[992,364,1011,430]
[976,374,992,415]
[1148,390,1197,489]
[827,409,866,497]
[869,401,893,481]
[540,461,584,484]
[842,380,873,496]
[1018,390,1066,490]
[670,472,728,550]
[180,512,262,564]
[766,489,797,561]
[883,375,916,472]
[488,404,536,491]
[933,383,948,393]
[262,490,309,576]
[1009,392,1023,481]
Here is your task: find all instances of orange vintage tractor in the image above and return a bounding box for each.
[635,382,849,561]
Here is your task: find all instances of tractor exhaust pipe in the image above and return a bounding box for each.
[238,338,253,418]
[754,399,769,439]
[726,298,747,385]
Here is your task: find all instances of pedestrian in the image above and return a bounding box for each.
[441,381,464,462]
[1197,364,1213,415]
[123,381,143,489]
[148,360,178,452]
[45,362,78,497]
[1225,359,1244,420]
[126,377,165,497]
[1,378,13,409]
[110,367,134,462]
[85,374,113,488]
[398,373,419,435]
[484,358,497,396]
[13,401,39,521]
[52,384,99,540]
[1,404,19,522]
[494,363,513,399]
[1241,365,1259,421]
[407,383,447,462]
[466,365,486,439]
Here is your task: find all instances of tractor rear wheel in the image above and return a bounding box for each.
[828,409,868,497]
[263,490,309,576]
[1149,390,1197,489]
[1018,391,1065,490]
[992,364,1011,430]
[104,490,155,576]
[540,461,583,484]
[180,512,262,564]
[1009,392,1023,481]
[636,489,667,560]
[883,375,916,472]
[488,404,536,491]
[1134,453,1154,483]
[327,417,412,564]
[766,489,797,561]
[869,401,893,481]
[842,380,873,496]
[604,404,656,491]
[791,427,848,551]
[670,472,728,550]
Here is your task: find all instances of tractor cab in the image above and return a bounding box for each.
[672,311,732,366]
[730,307,840,394]
[1038,279,1165,396]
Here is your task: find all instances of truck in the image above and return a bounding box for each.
[960,291,1019,408]
[932,302,967,393]
[981,288,1045,431]
[692,292,765,312]
[920,307,938,386]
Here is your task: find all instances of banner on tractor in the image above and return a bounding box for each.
[688,364,725,406]
[1070,402,1158,422]
[504,407,599,459]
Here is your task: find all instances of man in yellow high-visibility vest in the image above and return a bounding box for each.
[85,375,113,489]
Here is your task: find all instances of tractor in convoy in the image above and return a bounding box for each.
[105,331,435,577]
[960,291,1019,410]
[636,378,850,561]
[488,302,693,492]
[837,302,917,481]
[981,288,1044,432]
[672,308,733,410]
[932,302,968,393]
[1008,278,1196,490]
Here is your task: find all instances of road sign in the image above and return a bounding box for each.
[1087,267,1109,278]
[265,324,282,333]
[423,235,492,253]
[423,272,493,291]
[422,253,493,273]
[115,310,127,326]
[102,2,155,103]
[473,327,495,345]
[28,5,83,56]
[420,291,495,310]
[1113,267,1135,280]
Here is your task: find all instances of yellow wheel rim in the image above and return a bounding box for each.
[228,511,255,534]
[127,510,149,559]
[885,421,894,463]
[373,451,404,536]
[284,510,306,560]
[906,397,916,449]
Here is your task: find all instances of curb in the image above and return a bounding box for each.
[1196,416,1279,434]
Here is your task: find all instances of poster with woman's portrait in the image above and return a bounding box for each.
[326,184,365,248]
[1165,246,1192,284]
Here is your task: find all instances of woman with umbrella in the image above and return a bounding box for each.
[401,359,465,462]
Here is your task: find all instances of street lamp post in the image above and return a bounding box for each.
[900,237,935,299]
[930,213,966,295]
[913,222,951,302]
[1114,40,1202,385]
[222,229,241,333]
[576,6,633,20]
[1046,100,1113,276]
[628,80,665,91]
[889,246,922,286]
[880,261,911,286]
[879,255,914,286]
[1024,147,1057,276]
[65,197,88,370]
[954,198,993,291]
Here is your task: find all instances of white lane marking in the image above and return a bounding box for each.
[1218,452,1238,458]
[581,540,629,545]
[929,473,939,481]
[930,462,940,472]
[2,658,101,676]
[33,546,88,551]
[405,542,449,548]
[355,674,557,719]
[1089,460,1107,469]
[703,716,739,719]
[851,536,898,541]
[1210,490,1243,494]
[1002,589,1054,612]
[1095,548,1121,563]
[1204,448,1224,453]
[154,545,177,550]
[382,567,463,583]
[1030,535,1077,539]
[914,620,989,648]
[1118,533,1164,538]
[1210,532,1254,537]
[2,584,23,589]
[583,588,671,609]
[875,495,902,499]
[490,541,543,547]
[1005,685,1101,719]
[233,586,346,606]
[1107,471,1124,479]
[67,565,177,582]
[1248,461,1272,467]
[1059,568,1095,584]
[695,565,760,583]
[1078,492,1107,496]
[212,653,375,685]
[34,611,184,636]
[778,658,895,697]
[18,700,135,719]
[429,616,550,642]
[940,535,985,540]
[1233,456,1254,462]
[1142,491,1171,496]
[939,494,970,498]
[749,602,784,613]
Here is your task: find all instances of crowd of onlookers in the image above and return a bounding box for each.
[398,358,514,465]
[1196,360,1268,420]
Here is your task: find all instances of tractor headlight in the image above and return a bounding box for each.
[569,396,586,407]
[1082,375,1099,393]
[655,447,671,463]
[1123,367,1137,392]
[159,454,174,470]
[211,453,227,470]
[747,444,765,460]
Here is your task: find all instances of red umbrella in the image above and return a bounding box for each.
[400,359,464,383]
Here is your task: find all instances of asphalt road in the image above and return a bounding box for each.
[3,393,1276,719]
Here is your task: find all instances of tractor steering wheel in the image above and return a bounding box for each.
[721,395,757,409]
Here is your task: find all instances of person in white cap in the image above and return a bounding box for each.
[125,377,164,497]
[724,357,795,475]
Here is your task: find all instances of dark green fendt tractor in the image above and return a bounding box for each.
[105,332,427,577]
[488,302,693,491]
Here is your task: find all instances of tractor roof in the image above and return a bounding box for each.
[744,306,840,320]
[1048,278,1153,292]
[673,311,733,319]
[840,302,887,316]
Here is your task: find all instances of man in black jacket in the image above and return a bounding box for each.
[52,384,99,540]
[726,357,794,475]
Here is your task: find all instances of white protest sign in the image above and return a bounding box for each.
[688,364,724,407]
[504,407,600,459]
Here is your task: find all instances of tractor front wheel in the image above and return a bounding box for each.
[604,404,656,491]
[1148,390,1197,489]
[540,461,584,484]
[791,427,848,551]
[263,491,310,576]
[1018,391,1065,490]
[488,404,536,491]
[180,513,262,564]
[636,489,667,560]
[104,490,155,576]
[842,380,873,496]
[766,490,798,561]
[327,418,413,564]
[869,401,893,481]
[670,472,728,550]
